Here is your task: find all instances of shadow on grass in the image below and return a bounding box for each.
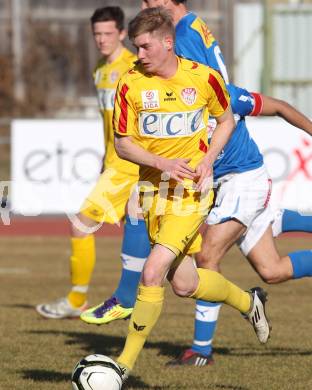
[28,329,312,359]
[124,382,247,390]
[20,368,154,388]
[21,369,70,382]
[23,331,304,390]
[28,329,189,358]
[20,369,245,389]
[213,346,312,358]
[2,303,35,309]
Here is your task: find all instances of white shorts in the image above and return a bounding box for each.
[271,208,284,237]
[206,165,274,255]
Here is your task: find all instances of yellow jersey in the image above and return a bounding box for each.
[113,57,230,190]
[93,47,138,174]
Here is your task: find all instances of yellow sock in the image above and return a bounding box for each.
[117,284,164,371]
[190,268,251,313]
[67,291,87,308]
[67,235,95,307]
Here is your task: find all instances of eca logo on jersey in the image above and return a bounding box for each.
[139,108,205,138]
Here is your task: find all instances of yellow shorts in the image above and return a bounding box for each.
[140,187,213,257]
[80,167,139,224]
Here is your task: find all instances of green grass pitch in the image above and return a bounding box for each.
[1,235,312,389]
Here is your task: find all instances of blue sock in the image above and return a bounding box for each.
[113,216,150,307]
[191,300,221,357]
[282,209,312,233]
[290,251,312,279]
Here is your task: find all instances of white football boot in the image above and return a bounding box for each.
[36,297,87,319]
[246,287,271,344]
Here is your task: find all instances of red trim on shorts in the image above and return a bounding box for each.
[208,73,228,111]
[118,84,129,133]
[263,178,272,208]
[250,92,264,116]
[199,139,208,153]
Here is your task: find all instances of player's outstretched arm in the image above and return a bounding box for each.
[114,134,196,183]
[260,95,312,136]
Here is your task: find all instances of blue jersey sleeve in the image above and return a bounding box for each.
[227,83,264,116]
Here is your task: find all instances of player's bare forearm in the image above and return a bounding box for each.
[194,108,234,191]
[261,95,312,136]
[114,134,195,182]
[205,107,235,166]
[114,134,160,168]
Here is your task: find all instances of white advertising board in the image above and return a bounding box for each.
[10,118,312,215]
[247,117,312,214]
[11,119,104,215]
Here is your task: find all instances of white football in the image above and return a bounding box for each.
[71,354,123,390]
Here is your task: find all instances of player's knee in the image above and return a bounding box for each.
[70,213,98,238]
[71,223,89,238]
[71,221,87,238]
[141,266,162,286]
[170,278,197,297]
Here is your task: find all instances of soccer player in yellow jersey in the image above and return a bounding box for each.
[96,8,270,380]
[36,7,151,320]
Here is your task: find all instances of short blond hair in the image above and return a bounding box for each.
[128,7,175,42]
